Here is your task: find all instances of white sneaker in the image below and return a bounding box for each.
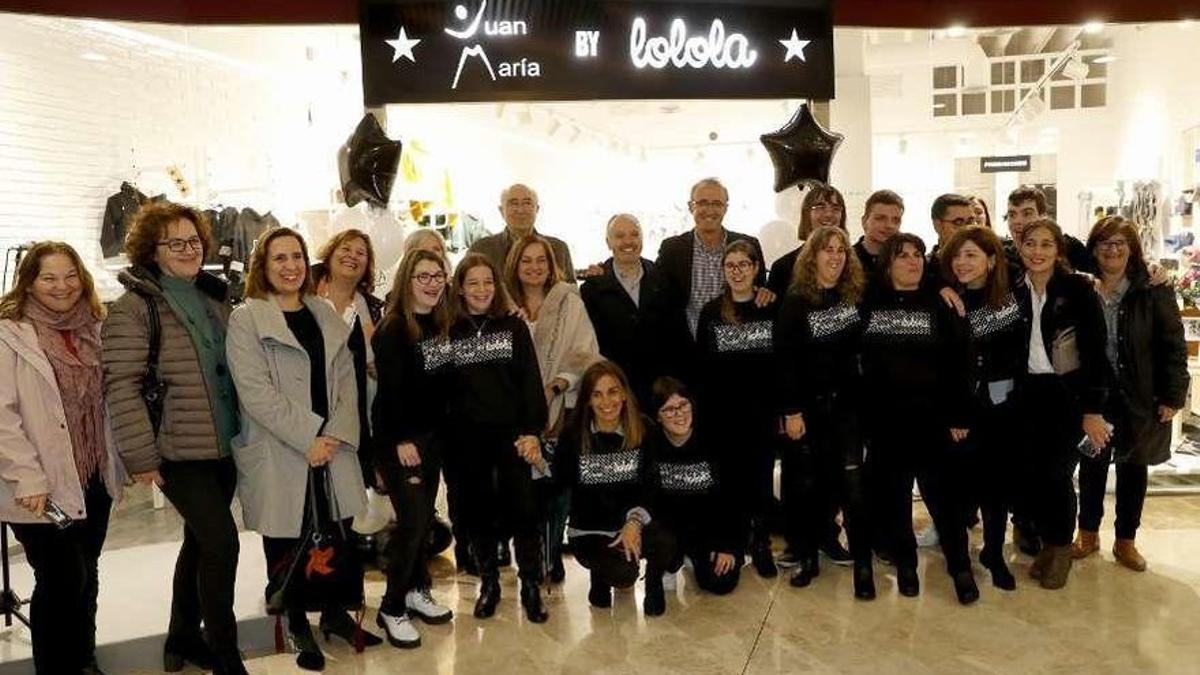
[916,524,940,548]
[352,488,394,535]
[662,571,677,592]
[376,609,421,649]
[405,588,453,624]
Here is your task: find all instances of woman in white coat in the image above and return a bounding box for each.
[225,228,373,671]
[503,233,600,581]
[0,242,123,675]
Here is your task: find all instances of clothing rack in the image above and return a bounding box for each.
[3,245,31,295]
[0,525,30,631]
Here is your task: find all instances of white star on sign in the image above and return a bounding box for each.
[780,29,811,63]
[386,27,420,63]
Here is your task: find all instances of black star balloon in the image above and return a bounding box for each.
[760,104,843,193]
[338,114,403,208]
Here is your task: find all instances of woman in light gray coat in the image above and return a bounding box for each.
[226,228,374,671]
[0,242,124,675]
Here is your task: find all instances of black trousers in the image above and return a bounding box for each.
[867,412,971,575]
[377,443,440,614]
[715,419,776,550]
[970,394,1017,556]
[11,475,112,675]
[570,523,672,589]
[657,523,741,595]
[157,458,241,662]
[453,428,542,581]
[786,396,872,565]
[1078,449,1148,540]
[1014,376,1082,547]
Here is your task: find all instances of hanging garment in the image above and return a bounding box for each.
[100,182,164,258]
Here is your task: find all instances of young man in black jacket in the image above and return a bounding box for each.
[581,214,689,408]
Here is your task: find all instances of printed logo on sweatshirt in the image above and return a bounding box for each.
[452,331,514,366]
[863,309,933,341]
[808,303,861,341]
[419,336,453,371]
[659,460,715,493]
[579,449,642,485]
[713,320,773,353]
[967,295,1021,339]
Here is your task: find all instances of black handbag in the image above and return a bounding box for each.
[266,466,364,615]
[133,290,167,435]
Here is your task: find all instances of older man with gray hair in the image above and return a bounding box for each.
[469,183,576,282]
[580,213,687,406]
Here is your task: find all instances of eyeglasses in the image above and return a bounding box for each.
[412,272,448,285]
[659,400,692,418]
[939,216,979,227]
[691,200,728,209]
[723,261,755,273]
[809,203,843,213]
[157,237,204,253]
[1097,239,1129,251]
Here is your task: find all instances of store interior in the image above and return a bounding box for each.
[2,8,1200,672]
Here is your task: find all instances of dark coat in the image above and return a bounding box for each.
[579,258,688,406]
[655,228,768,310]
[767,246,801,297]
[1107,279,1189,465]
[1013,270,1109,416]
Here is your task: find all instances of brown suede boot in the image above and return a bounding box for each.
[1113,539,1147,572]
[1072,529,1100,560]
[1039,546,1073,590]
[1029,547,1053,580]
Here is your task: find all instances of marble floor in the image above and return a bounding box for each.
[233,494,1200,675]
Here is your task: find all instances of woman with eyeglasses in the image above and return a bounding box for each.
[554,360,670,615]
[102,203,246,674]
[505,233,600,582]
[226,228,375,670]
[648,376,743,599]
[940,225,1023,590]
[860,234,978,604]
[696,240,779,579]
[1013,219,1110,590]
[766,183,846,297]
[1073,217,1187,572]
[371,249,456,648]
[775,225,875,599]
[1,242,124,675]
[447,253,549,622]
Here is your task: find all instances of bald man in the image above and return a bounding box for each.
[580,213,688,406]
[469,183,576,283]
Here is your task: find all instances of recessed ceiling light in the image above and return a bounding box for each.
[946,25,968,38]
[80,52,108,62]
[1093,55,1117,64]
[1083,21,1105,34]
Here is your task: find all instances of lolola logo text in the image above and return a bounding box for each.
[629,17,757,70]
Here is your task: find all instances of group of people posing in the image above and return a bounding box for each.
[0,178,1187,675]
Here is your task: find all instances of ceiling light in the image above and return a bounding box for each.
[1093,54,1117,64]
[946,25,968,38]
[1083,21,1105,34]
[80,52,108,62]
[1060,55,1089,80]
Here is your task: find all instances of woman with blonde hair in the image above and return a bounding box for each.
[1,242,123,674]
[775,225,874,598]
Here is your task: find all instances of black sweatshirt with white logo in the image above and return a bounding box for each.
[775,288,863,417]
[696,297,780,425]
[649,427,742,556]
[555,416,655,536]
[371,312,451,461]
[961,288,1025,390]
[448,313,547,437]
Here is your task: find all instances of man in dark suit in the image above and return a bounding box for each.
[581,213,688,408]
[655,178,771,342]
[469,183,576,282]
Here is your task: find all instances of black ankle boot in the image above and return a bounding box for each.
[643,570,665,617]
[953,570,980,605]
[163,634,214,672]
[853,562,876,600]
[788,557,819,588]
[751,543,777,579]
[980,548,1016,591]
[288,614,326,671]
[588,572,612,608]
[520,580,549,623]
[474,575,502,619]
[897,566,920,597]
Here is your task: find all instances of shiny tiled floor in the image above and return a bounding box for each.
[231,495,1200,675]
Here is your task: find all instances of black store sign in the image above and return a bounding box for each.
[360,0,834,104]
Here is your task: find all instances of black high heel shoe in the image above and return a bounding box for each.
[474,575,502,619]
[853,562,876,600]
[288,615,326,671]
[953,571,980,605]
[897,566,920,597]
[788,557,820,588]
[319,609,383,649]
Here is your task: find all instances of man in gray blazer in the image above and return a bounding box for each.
[469,183,576,283]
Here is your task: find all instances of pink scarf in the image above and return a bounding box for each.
[24,298,107,484]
